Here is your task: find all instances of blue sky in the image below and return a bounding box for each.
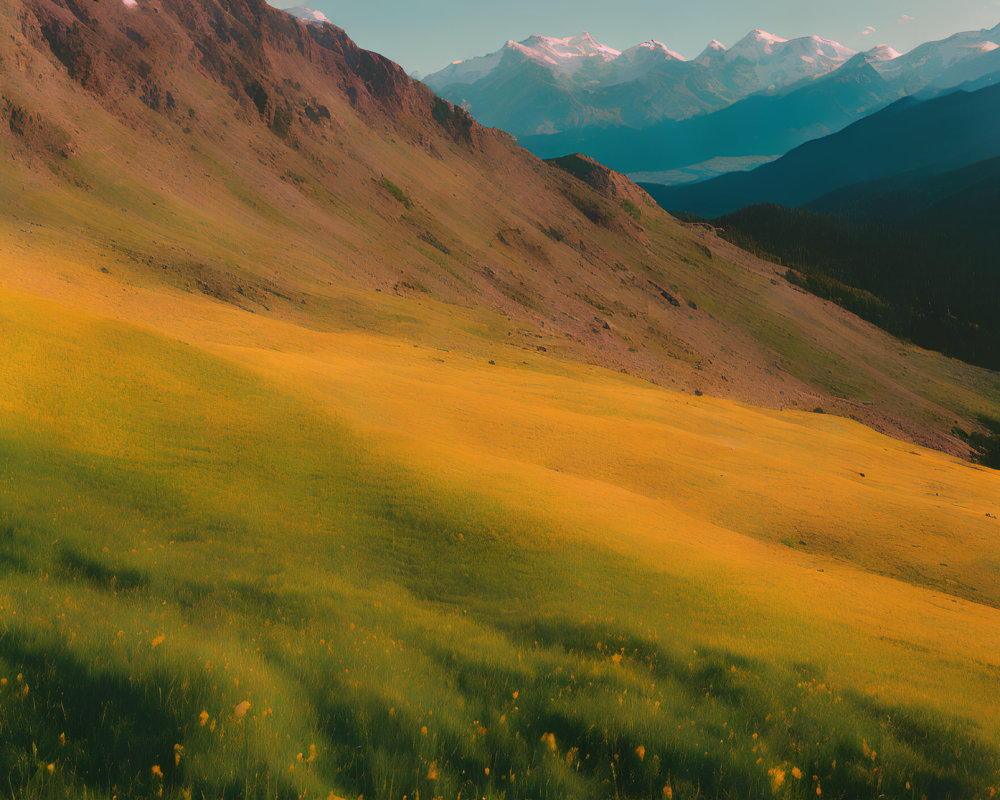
[275,0,1000,76]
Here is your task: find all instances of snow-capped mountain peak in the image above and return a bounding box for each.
[730,29,789,58]
[874,27,1000,79]
[694,30,856,90]
[281,5,329,24]
[423,19,1000,139]
[508,32,622,71]
[863,44,902,64]
[427,32,622,86]
[620,40,687,63]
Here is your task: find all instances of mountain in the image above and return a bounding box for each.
[424,29,857,135]
[874,20,1000,88]
[706,152,1000,370]
[654,78,1000,370]
[518,51,905,173]
[3,0,1000,797]
[5,0,987,451]
[693,29,856,90]
[642,81,1000,217]
[430,31,622,86]
[431,20,1000,179]
[281,4,329,24]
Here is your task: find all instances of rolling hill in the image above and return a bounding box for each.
[2,0,1000,797]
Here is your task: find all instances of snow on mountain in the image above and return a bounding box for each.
[509,32,621,71]
[423,20,1000,139]
[863,44,902,64]
[428,28,854,94]
[430,33,621,87]
[281,5,329,24]
[428,50,506,86]
[874,26,1000,81]
[727,29,789,60]
[619,40,686,64]
[606,40,687,83]
[696,40,727,60]
[698,30,857,90]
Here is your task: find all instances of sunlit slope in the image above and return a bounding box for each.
[3,0,1000,456]
[2,277,999,798]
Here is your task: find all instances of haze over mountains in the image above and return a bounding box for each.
[425,28,860,135]
[425,20,1000,178]
[641,78,1000,371]
[645,81,1000,216]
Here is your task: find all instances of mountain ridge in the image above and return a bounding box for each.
[642,80,1000,217]
[424,18,1000,176]
[423,27,859,135]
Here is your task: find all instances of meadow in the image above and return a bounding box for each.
[1,256,999,799]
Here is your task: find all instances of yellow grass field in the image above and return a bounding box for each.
[1,242,998,799]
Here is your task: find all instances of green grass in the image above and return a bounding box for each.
[622,198,642,223]
[0,295,998,799]
[379,178,413,209]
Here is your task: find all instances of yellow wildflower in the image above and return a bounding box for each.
[768,767,786,791]
[199,711,209,726]
[151,635,166,648]
[792,767,802,779]
[636,745,646,761]
[233,700,251,720]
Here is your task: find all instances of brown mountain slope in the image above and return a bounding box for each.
[0,0,998,455]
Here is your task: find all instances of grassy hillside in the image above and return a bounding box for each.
[3,0,999,458]
[2,0,1000,797]
[2,248,1000,799]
